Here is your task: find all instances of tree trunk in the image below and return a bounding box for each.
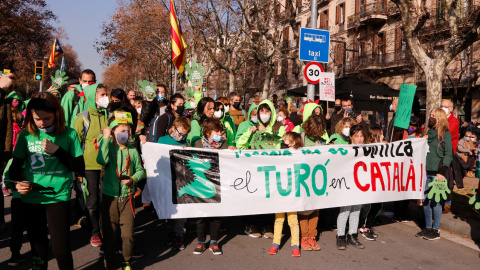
[228,70,235,93]
[424,61,445,118]
[262,68,273,100]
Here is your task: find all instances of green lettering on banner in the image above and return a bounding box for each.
[394,84,417,129]
[258,166,277,198]
[276,169,293,196]
[311,165,327,196]
[294,164,311,197]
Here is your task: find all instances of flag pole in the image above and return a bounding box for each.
[174,67,177,94]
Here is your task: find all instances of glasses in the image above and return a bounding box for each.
[174,126,186,137]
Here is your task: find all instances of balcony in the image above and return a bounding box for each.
[346,51,414,73]
[347,3,388,28]
[418,5,480,36]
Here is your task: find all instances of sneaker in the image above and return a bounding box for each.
[362,231,376,241]
[164,232,176,245]
[442,205,451,214]
[209,241,222,255]
[2,186,11,197]
[131,249,144,259]
[193,242,206,255]
[244,225,261,238]
[90,236,102,247]
[8,254,26,267]
[424,228,441,240]
[336,235,346,250]
[122,261,132,270]
[347,234,365,249]
[308,237,321,251]
[301,237,313,251]
[415,228,428,238]
[134,189,142,198]
[292,246,301,257]
[268,245,279,255]
[174,236,185,251]
[262,225,274,239]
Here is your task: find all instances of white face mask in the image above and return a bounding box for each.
[472,138,476,142]
[214,110,223,119]
[277,116,284,122]
[259,114,271,123]
[389,104,393,111]
[97,96,109,109]
[136,107,142,114]
[342,128,350,137]
[190,101,196,109]
[465,137,471,141]
[81,83,89,90]
[224,105,230,113]
[442,107,450,116]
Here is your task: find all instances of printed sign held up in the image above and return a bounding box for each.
[319,73,335,102]
[394,84,417,129]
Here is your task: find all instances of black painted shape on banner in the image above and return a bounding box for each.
[170,150,221,204]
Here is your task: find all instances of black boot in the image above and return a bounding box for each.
[347,234,365,249]
[336,235,346,250]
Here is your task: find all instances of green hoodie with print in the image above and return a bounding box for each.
[73,83,108,170]
[235,103,258,142]
[236,99,285,150]
[6,91,25,112]
[96,134,145,197]
[292,103,329,146]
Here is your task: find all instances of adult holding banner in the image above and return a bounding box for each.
[416,108,452,241]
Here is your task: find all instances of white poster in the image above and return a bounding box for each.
[142,139,428,219]
[319,72,335,101]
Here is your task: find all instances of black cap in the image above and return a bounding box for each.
[67,79,79,86]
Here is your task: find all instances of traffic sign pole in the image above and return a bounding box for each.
[307,0,318,101]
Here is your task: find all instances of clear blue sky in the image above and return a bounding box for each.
[46,0,117,81]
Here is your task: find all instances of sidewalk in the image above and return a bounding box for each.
[407,177,480,242]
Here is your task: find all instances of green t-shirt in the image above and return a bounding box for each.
[12,127,83,204]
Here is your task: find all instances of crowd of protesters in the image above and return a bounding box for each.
[0,69,479,270]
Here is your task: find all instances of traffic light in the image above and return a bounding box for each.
[202,78,207,92]
[34,60,44,81]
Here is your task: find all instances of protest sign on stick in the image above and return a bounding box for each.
[394,84,417,129]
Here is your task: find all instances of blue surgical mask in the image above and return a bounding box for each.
[38,124,55,133]
[212,135,223,142]
[251,117,258,124]
[155,94,165,102]
[115,130,130,145]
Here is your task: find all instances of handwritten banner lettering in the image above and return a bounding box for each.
[142,139,427,219]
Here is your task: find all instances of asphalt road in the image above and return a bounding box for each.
[0,196,479,269]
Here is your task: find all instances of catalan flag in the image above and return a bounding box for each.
[48,38,63,68]
[170,0,187,73]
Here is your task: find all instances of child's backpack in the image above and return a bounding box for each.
[148,113,171,142]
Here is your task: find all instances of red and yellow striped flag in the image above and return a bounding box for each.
[48,38,63,68]
[170,0,187,73]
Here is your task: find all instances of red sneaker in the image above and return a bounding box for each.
[90,236,102,247]
[268,245,278,255]
[292,247,301,257]
[301,237,312,251]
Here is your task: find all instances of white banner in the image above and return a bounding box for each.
[142,139,428,219]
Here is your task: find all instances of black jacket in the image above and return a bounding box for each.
[140,99,169,126]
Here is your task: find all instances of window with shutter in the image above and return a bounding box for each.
[283,27,289,48]
[336,5,340,24]
[395,27,401,60]
[355,0,361,13]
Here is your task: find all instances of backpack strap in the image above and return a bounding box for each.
[81,111,90,150]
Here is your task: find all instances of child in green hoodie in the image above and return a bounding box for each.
[73,83,109,247]
[213,100,236,149]
[97,111,145,270]
[235,103,258,142]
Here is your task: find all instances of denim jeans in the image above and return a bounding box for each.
[423,175,442,230]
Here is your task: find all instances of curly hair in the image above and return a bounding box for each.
[302,115,326,137]
[334,117,355,135]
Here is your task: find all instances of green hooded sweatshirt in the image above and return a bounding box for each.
[96,134,145,197]
[62,84,90,127]
[6,91,25,112]
[73,83,107,170]
[235,103,258,142]
[236,99,285,150]
[292,103,329,146]
[214,101,236,146]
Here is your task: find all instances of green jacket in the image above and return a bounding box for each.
[61,85,80,127]
[187,119,202,146]
[327,133,350,145]
[293,103,328,145]
[426,129,453,175]
[157,134,188,146]
[73,83,107,170]
[236,99,285,150]
[236,103,259,142]
[97,136,145,197]
[214,101,236,146]
[65,85,90,127]
[6,91,25,112]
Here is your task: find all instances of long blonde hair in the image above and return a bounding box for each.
[426,108,449,140]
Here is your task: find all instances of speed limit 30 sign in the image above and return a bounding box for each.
[304,62,324,84]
